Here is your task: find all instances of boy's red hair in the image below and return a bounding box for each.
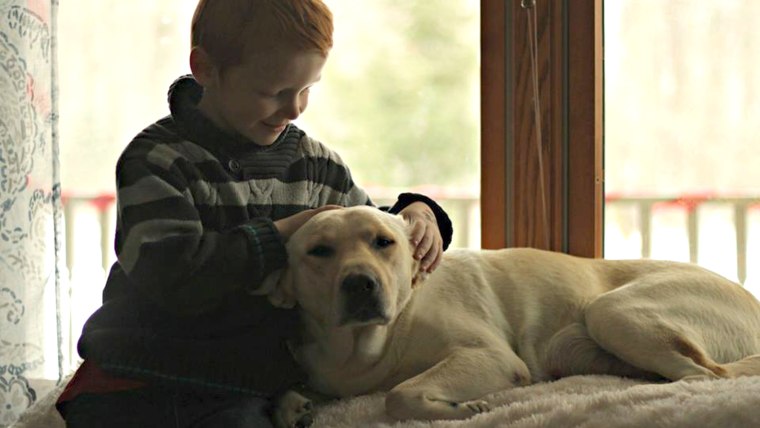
[191,0,333,68]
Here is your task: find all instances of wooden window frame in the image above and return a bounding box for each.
[481,0,603,257]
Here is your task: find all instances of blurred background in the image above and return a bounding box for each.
[57,0,759,366]
[604,0,760,296]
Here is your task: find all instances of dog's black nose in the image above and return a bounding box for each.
[341,273,379,295]
[340,273,385,325]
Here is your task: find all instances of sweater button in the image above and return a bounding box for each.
[228,159,241,172]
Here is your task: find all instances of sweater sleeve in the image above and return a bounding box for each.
[386,192,454,251]
[114,154,287,316]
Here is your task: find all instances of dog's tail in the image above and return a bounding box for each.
[721,355,760,377]
[672,335,760,379]
[665,335,760,380]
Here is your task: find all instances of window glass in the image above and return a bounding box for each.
[301,0,481,248]
[604,0,760,296]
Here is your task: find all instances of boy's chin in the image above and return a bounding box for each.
[246,129,280,146]
[253,139,277,147]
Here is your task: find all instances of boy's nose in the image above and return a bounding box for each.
[281,98,302,120]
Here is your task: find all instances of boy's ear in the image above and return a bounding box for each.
[260,269,297,309]
[189,46,219,88]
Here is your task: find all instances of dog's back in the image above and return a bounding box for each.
[403,247,760,382]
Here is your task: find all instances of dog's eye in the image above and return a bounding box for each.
[373,236,395,249]
[307,245,334,258]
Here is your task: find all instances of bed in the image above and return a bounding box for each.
[12,374,760,427]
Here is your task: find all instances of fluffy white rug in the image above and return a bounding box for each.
[12,375,760,428]
[313,375,760,428]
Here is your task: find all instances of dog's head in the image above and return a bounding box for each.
[263,206,420,329]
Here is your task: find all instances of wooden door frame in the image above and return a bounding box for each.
[481,0,603,257]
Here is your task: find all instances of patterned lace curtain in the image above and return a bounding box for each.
[0,1,64,426]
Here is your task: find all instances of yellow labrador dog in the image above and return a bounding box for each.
[260,206,760,427]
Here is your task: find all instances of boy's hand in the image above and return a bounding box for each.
[399,202,444,273]
[274,205,343,241]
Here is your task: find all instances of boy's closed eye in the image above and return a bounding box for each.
[259,86,312,99]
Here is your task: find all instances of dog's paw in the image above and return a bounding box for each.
[444,398,491,416]
[462,399,491,414]
[272,390,315,428]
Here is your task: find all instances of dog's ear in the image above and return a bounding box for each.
[411,269,428,288]
[255,269,297,308]
[399,215,429,288]
[269,270,297,308]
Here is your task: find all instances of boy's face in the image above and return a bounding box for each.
[196,47,327,146]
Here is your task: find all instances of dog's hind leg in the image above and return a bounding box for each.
[584,297,744,382]
[385,345,531,421]
[582,269,760,382]
[544,323,661,381]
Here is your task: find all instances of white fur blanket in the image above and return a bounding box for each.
[12,375,760,428]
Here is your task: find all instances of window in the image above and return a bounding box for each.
[604,0,760,296]
[301,0,481,248]
[481,0,758,298]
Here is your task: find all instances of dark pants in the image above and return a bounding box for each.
[60,386,273,428]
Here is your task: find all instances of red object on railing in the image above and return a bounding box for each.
[61,191,117,213]
[89,194,116,213]
[646,192,716,213]
[604,192,625,203]
[670,192,715,213]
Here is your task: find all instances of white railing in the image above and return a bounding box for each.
[61,191,759,280]
[605,194,760,287]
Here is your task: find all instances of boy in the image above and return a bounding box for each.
[56,0,453,426]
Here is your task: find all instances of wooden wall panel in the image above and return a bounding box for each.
[480,0,508,249]
[480,0,602,257]
[509,0,565,252]
[567,0,604,257]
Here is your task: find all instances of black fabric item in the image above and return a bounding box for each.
[388,192,454,251]
[60,385,274,427]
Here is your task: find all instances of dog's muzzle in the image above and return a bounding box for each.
[339,273,388,325]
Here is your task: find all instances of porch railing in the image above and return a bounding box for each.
[61,191,759,284]
[605,194,760,286]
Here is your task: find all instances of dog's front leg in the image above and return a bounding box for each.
[385,345,531,421]
[270,386,334,428]
[271,389,313,428]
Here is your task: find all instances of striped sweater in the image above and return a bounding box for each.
[77,76,452,396]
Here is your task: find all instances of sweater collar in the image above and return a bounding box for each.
[167,75,291,157]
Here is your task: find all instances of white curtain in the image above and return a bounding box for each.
[0,1,64,426]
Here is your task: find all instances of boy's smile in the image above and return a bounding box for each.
[194,47,327,146]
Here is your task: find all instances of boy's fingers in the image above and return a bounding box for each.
[304,205,342,223]
[409,222,425,249]
[316,204,343,213]
[416,232,434,265]
[427,250,442,272]
[424,231,443,272]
